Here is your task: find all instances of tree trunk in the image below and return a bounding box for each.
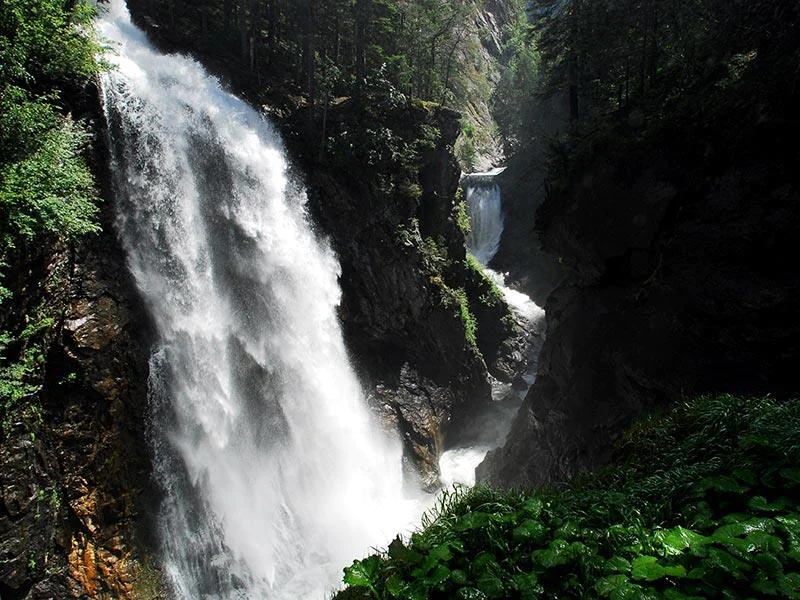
[238,0,248,62]
[568,1,580,121]
[267,0,276,65]
[355,0,367,84]
[302,0,316,100]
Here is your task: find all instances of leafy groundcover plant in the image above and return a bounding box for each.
[337,395,800,599]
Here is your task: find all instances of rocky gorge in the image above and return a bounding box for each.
[1,1,529,596]
[2,0,798,598]
[478,84,800,487]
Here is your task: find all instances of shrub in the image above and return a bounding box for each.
[339,395,800,599]
[465,253,503,308]
[454,194,471,237]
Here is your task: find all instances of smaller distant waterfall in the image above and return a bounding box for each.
[439,167,545,488]
[462,167,506,265]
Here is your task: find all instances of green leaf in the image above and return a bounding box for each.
[752,552,784,578]
[703,547,752,579]
[713,517,775,541]
[631,556,665,581]
[456,587,487,600]
[476,570,504,598]
[780,469,800,486]
[520,498,544,519]
[555,520,580,539]
[454,512,495,532]
[662,590,705,600]
[780,573,800,599]
[385,574,406,597]
[631,556,686,581]
[388,537,423,565]
[749,496,789,513]
[423,563,450,586]
[604,556,632,574]
[513,571,543,600]
[343,556,382,590]
[595,575,645,599]
[732,468,758,485]
[449,569,468,585]
[777,515,800,537]
[472,552,498,570]
[701,475,750,494]
[752,572,780,596]
[531,539,588,569]
[745,531,785,554]
[653,527,709,556]
[513,519,547,543]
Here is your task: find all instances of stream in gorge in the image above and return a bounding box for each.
[438,169,545,488]
[98,2,425,597]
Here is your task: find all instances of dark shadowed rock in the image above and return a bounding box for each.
[479,120,800,489]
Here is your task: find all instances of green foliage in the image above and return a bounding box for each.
[0,317,53,433]
[492,6,543,153]
[453,288,477,350]
[0,0,100,431]
[0,0,99,88]
[321,67,449,201]
[455,119,480,170]
[420,238,478,351]
[337,395,800,599]
[465,254,503,308]
[420,236,450,277]
[0,0,101,294]
[454,194,471,237]
[1,98,100,249]
[429,276,478,352]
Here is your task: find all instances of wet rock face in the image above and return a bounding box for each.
[0,210,156,599]
[479,133,800,489]
[288,101,495,483]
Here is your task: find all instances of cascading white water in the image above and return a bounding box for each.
[97,3,421,598]
[463,167,506,266]
[439,168,544,487]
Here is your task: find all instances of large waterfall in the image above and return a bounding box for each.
[98,3,419,598]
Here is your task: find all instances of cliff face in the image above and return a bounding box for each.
[0,205,156,598]
[478,112,800,488]
[452,0,515,171]
[286,99,503,486]
[489,146,568,306]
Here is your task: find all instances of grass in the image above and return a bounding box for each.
[337,394,800,599]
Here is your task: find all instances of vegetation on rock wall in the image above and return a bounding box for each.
[0,0,101,277]
[338,395,800,599]
[0,5,156,598]
[0,0,101,420]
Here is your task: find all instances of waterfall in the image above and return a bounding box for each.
[461,167,542,321]
[97,3,419,598]
[439,168,544,487]
[462,167,506,266]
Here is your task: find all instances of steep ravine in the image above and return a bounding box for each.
[478,114,800,488]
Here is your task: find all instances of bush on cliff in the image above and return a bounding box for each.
[337,395,800,599]
[0,0,101,297]
[0,0,101,422]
